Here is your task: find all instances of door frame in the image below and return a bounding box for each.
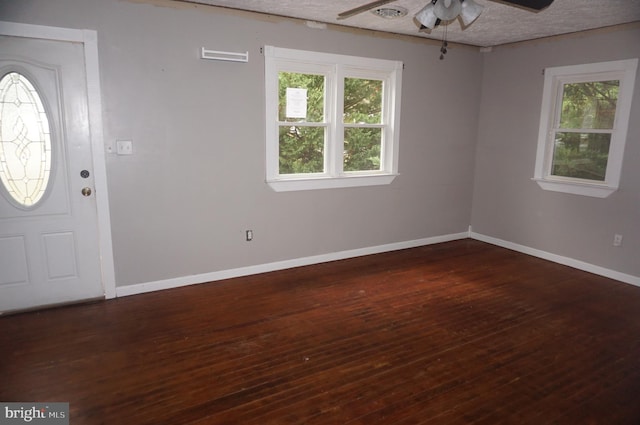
[0,21,116,299]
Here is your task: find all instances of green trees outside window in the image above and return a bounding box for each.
[343,78,383,172]
[278,72,325,174]
[533,59,636,197]
[551,80,619,181]
[278,72,384,174]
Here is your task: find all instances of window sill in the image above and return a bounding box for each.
[267,173,398,192]
[532,178,616,198]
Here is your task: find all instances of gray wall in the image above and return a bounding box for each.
[1,0,482,287]
[471,26,640,277]
[3,0,639,287]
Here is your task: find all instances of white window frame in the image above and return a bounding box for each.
[264,45,403,192]
[533,59,638,198]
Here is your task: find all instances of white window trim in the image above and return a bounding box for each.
[264,45,403,192]
[533,58,638,198]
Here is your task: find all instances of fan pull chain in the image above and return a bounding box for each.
[440,24,448,60]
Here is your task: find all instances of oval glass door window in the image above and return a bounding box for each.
[0,72,52,207]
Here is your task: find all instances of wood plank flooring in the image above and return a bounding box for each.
[1,240,640,424]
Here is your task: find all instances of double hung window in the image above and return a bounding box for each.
[264,46,403,191]
[533,59,638,197]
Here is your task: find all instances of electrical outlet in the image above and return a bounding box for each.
[613,234,623,247]
[116,140,133,155]
[246,230,253,241]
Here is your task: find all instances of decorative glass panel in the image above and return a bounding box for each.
[344,127,382,172]
[0,72,52,207]
[343,77,383,124]
[559,81,619,129]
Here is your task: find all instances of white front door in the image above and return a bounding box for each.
[0,26,109,313]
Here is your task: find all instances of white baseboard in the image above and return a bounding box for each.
[115,231,470,297]
[115,229,639,297]
[470,231,640,288]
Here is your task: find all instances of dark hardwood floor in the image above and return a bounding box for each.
[1,239,640,424]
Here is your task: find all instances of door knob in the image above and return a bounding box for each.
[81,187,92,197]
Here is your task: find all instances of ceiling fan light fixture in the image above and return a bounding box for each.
[459,0,484,26]
[415,3,438,29]
[434,0,462,21]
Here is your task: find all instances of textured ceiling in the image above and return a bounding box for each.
[174,0,640,47]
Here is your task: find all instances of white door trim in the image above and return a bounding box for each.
[0,21,116,299]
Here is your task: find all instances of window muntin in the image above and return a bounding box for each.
[265,46,402,191]
[533,59,637,198]
[0,71,52,208]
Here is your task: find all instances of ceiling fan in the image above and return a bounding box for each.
[338,0,554,28]
[338,0,553,59]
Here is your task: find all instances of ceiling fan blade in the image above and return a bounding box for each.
[490,0,554,11]
[337,0,398,20]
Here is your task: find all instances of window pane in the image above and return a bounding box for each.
[343,78,383,124]
[343,127,382,172]
[551,132,611,181]
[278,72,324,123]
[279,125,324,174]
[560,80,619,129]
[0,72,52,207]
